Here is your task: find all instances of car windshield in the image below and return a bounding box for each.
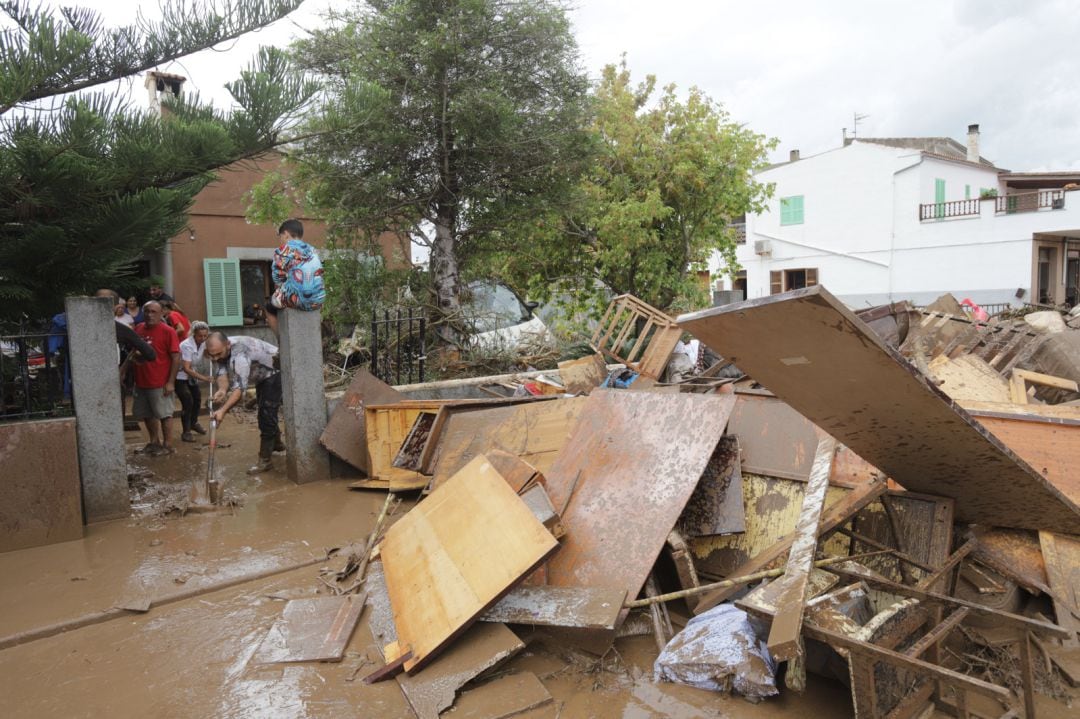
[463,282,528,333]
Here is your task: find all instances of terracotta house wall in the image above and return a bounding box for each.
[165,153,411,323]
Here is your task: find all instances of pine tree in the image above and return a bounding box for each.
[0,0,316,324]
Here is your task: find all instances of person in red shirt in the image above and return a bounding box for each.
[162,301,191,342]
[133,301,181,455]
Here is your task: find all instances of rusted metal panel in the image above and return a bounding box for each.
[969,526,1050,595]
[678,435,745,536]
[678,285,1080,533]
[320,369,405,473]
[540,390,735,641]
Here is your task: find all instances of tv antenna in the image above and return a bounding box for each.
[852,111,870,138]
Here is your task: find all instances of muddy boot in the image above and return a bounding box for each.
[272,435,286,453]
[247,437,274,475]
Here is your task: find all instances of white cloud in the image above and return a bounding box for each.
[24,0,1080,170]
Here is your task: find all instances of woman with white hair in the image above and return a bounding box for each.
[176,321,211,442]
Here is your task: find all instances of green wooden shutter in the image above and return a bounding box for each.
[965,184,971,200]
[934,179,946,218]
[780,196,804,225]
[203,258,243,326]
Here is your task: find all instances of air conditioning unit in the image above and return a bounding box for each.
[754,239,772,256]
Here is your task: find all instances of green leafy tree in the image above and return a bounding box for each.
[0,0,316,324]
[284,0,592,343]
[501,59,776,316]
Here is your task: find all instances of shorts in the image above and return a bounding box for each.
[132,386,176,420]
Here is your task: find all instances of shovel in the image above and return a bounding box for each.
[191,363,221,506]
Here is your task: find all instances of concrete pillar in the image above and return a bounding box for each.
[278,308,330,484]
[65,296,128,522]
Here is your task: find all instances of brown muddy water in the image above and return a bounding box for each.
[0,415,1065,718]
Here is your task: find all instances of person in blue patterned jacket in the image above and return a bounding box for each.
[265,219,326,335]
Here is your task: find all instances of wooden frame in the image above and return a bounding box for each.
[592,294,682,379]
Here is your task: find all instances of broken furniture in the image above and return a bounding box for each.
[320,369,405,474]
[677,285,1080,532]
[592,294,683,379]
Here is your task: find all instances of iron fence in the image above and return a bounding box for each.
[370,307,426,386]
[0,332,72,422]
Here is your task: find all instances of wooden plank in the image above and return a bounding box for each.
[677,285,1080,532]
[430,398,587,491]
[479,586,627,630]
[320,369,405,473]
[927,355,1011,403]
[252,594,366,664]
[381,455,559,673]
[1013,368,1079,393]
[968,527,1050,595]
[1039,531,1080,647]
[905,607,970,659]
[1018,632,1036,719]
[556,353,608,395]
[694,477,887,613]
[678,435,745,537]
[540,391,735,639]
[767,437,836,662]
[448,672,553,719]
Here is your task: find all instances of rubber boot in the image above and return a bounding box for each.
[247,437,274,474]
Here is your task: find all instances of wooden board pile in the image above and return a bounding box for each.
[294,288,1079,718]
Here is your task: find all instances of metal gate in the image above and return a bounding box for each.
[370,307,426,385]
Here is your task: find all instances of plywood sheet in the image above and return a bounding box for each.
[430,398,587,490]
[480,586,627,630]
[448,672,553,719]
[540,391,735,615]
[320,369,405,473]
[382,456,559,673]
[678,435,745,537]
[928,355,1011,403]
[677,286,1080,532]
[557,354,608,394]
[972,414,1080,505]
[252,594,366,664]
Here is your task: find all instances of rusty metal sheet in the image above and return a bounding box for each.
[969,526,1050,595]
[677,285,1080,533]
[678,435,745,536]
[320,369,405,473]
[253,594,366,664]
[540,390,735,645]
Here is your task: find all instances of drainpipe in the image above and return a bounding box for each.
[161,242,174,297]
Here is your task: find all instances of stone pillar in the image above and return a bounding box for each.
[278,308,330,484]
[65,296,128,522]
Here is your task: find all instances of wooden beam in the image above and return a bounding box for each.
[803,622,1012,704]
[830,566,1070,639]
[1019,631,1037,719]
[918,539,976,592]
[767,437,836,662]
[905,607,970,659]
[1013,368,1080,393]
[694,476,888,613]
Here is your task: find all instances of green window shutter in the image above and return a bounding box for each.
[935,179,946,218]
[780,195,804,225]
[203,258,243,326]
[965,184,971,200]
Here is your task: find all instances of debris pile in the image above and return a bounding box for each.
[262,288,1078,717]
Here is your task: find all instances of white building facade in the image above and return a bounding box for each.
[716,130,1080,310]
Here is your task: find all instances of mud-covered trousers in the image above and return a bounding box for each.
[255,372,283,458]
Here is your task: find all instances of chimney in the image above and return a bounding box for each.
[144,71,186,117]
[789,149,800,162]
[966,123,980,163]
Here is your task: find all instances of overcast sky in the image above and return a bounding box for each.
[66,0,1080,171]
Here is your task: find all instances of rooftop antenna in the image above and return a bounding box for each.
[852,111,870,138]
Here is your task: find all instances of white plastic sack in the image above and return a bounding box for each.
[653,603,778,699]
[1024,311,1066,334]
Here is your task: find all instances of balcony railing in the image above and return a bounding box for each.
[919,189,1067,222]
[995,189,1065,214]
[918,198,981,221]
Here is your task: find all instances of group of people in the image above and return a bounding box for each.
[107,219,325,473]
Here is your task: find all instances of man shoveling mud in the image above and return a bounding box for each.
[204,332,286,474]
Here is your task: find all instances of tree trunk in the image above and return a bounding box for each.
[430,208,461,345]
